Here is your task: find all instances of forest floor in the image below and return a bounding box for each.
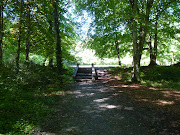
[40,68,180,135]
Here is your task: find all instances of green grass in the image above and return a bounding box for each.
[107,65,180,90]
[141,66,180,90]
[107,67,133,82]
[0,63,72,134]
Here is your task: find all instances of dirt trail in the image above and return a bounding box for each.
[41,68,180,135]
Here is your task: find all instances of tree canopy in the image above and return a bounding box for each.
[74,0,180,81]
[0,0,77,75]
[0,0,179,81]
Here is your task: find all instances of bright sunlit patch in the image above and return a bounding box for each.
[129,85,140,88]
[121,85,129,88]
[99,104,117,109]
[98,103,122,109]
[93,98,109,103]
[156,100,175,106]
[87,93,95,96]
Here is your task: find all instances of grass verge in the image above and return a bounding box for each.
[107,65,180,90]
[0,63,73,134]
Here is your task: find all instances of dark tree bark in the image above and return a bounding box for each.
[0,1,3,65]
[48,58,53,67]
[43,57,47,66]
[114,32,121,66]
[25,0,31,62]
[53,0,63,75]
[16,0,23,70]
[148,35,153,62]
[130,0,153,82]
[149,10,158,66]
[115,40,121,66]
[48,20,54,67]
[130,0,140,82]
[153,12,158,63]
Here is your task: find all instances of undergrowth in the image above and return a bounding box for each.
[107,65,180,90]
[141,66,180,90]
[0,62,73,134]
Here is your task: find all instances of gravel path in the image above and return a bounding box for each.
[41,68,179,135]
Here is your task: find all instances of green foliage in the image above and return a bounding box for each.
[1,0,77,69]
[75,0,180,67]
[108,66,180,90]
[141,66,180,90]
[0,63,72,134]
[142,66,180,82]
[108,67,132,81]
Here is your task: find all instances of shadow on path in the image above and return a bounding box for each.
[41,68,180,135]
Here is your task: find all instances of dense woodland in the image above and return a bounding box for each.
[0,0,180,134]
[0,0,179,80]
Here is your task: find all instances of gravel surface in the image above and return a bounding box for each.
[41,68,180,135]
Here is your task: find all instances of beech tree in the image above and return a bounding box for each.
[25,0,31,62]
[148,0,179,66]
[75,0,179,82]
[0,0,5,65]
[1,0,76,75]
[16,0,24,70]
[53,0,63,75]
[129,0,153,82]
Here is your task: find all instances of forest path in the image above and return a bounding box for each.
[41,68,180,135]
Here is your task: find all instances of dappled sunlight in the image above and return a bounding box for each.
[137,98,149,102]
[82,101,134,113]
[136,97,175,106]
[156,100,175,106]
[162,91,180,100]
[100,67,180,116]
[64,126,81,134]
[75,92,95,98]
[98,103,122,109]
[149,87,164,91]
[93,98,110,103]
[73,89,94,98]
[121,84,140,88]
[40,67,180,134]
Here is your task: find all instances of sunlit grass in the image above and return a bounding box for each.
[107,66,180,91]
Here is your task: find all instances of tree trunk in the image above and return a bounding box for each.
[43,57,47,66]
[130,0,140,82]
[149,35,156,65]
[115,40,121,66]
[148,35,153,61]
[53,0,63,75]
[0,2,3,65]
[130,0,153,82]
[139,0,153,62]
[26,0,31,62]
[153,11,158,64]
[16,0,23,70]
[149,10,158,66]
[48,58,53,67]
[48,20,54,67]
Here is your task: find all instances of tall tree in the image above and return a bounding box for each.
[148,0,178,66]
[130,0,153,82]
[78,0,130,65]
[149,9,158,66]
[130,0,140,81]
[25,0,31,62]
[53,0,63,75]
[0,0,4,65]
[16,0,23,70]
[48,20,54,67]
